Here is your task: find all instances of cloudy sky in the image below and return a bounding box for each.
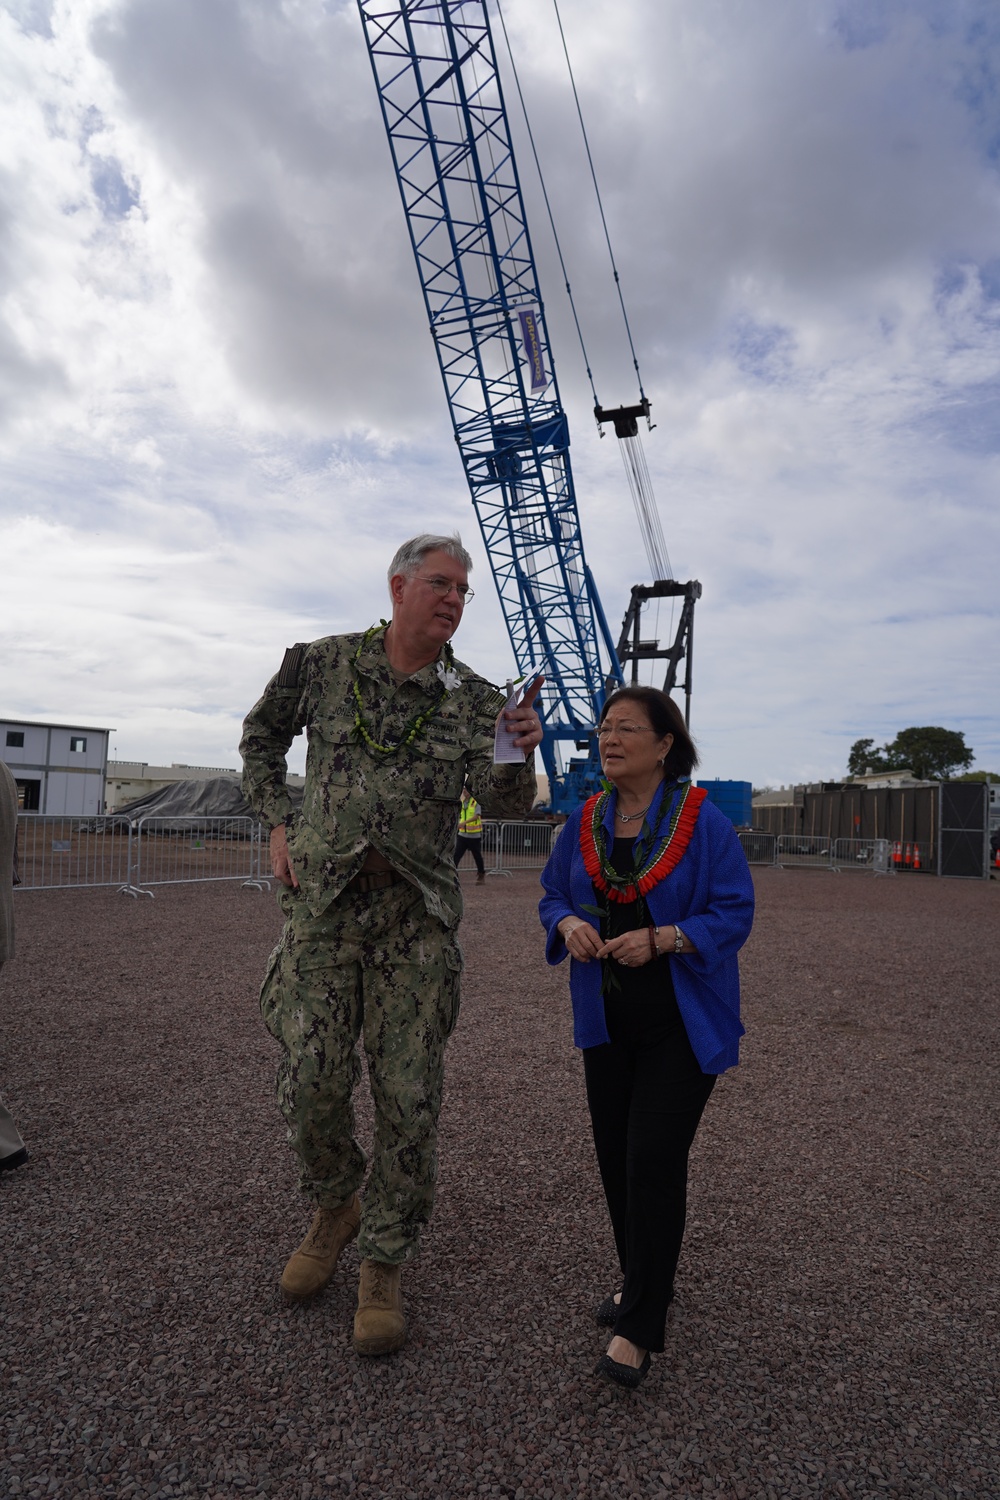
[2,0,999,789]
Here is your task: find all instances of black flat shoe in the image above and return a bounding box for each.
[0,1147,28,1174]
[595,1295,619,1327]
[594,1350,651,1390]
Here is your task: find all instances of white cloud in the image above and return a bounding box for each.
[0,0,998,792]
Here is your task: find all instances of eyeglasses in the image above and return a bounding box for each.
[596,723,656,739]
[415,575,475,602]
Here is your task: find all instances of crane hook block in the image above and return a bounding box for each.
[594,398,651,439]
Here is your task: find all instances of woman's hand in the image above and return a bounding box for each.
[596,931,659,968]
[597,926,693,966]
[557,916,604,963]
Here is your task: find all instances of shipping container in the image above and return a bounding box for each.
[700,779,752,827]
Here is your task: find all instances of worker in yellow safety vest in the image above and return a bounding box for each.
[455,787,486,884]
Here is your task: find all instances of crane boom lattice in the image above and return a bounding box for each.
[358,0,624,805]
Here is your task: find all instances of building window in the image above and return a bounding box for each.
[70,736,87,752]
[5,731,24,747]
[16,779,40,812]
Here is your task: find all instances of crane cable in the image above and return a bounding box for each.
[547,0,674,586]
[620,429,672,581]
[550,0,648,405]
[495,0,674,597]
[495,0,600,411]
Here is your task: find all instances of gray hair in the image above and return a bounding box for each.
[387,533,473,588]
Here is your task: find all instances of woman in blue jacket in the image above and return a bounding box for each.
[539,687,754,1389]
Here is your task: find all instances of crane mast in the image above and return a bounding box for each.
[358,0,623,808]
[358,0,697,809]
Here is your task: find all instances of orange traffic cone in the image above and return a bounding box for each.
[913,845,921,870]
[904,842,912,866]
[893,841,902,866]
[995,847,1000,870]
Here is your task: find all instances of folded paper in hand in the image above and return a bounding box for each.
[493,669,540,765]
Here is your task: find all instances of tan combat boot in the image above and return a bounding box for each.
[279,1194,361,1300]
[353,1258,407,1356]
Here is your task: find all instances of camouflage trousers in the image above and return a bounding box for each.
[260,878,462,1264]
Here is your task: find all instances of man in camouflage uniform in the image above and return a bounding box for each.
[240,534,541,1356]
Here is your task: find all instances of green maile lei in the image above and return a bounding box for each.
[351,624,459,756]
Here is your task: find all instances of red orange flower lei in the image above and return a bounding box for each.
[579,782,707,902]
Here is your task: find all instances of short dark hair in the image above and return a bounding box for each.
[598,687,699,780]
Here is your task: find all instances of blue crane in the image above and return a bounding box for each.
[357,0,697,811]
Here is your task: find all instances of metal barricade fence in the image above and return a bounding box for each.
[15,815,133,891]
[126,817,265,894]
[776,834,836,871]
[832,837,893,874]
[738,831,778,866]
[494,820,558,875]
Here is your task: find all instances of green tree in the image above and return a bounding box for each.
[847,727,974,781]
[885,727,973,781]
[847,738,889,776]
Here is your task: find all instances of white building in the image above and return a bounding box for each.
[2,717,113,815]
[846,768,930,790]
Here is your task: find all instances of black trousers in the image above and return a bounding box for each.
[583,1002,715,1352]
[454,834,485,874]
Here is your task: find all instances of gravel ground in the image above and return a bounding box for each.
[1,867,997,1500]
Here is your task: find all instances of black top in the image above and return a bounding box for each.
[598,836,683,1034]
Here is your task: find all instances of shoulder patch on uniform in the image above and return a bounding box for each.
[277,643,308,688]
[479,683,508,717]
[450,659,508,717]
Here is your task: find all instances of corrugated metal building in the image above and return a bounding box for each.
[753,780,938,847]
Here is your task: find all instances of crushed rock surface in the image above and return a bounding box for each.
[1,867,997,1499]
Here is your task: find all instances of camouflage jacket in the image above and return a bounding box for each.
[239,626,537,925]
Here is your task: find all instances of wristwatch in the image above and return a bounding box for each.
[673,925,685,954]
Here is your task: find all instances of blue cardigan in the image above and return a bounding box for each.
[538,781,755,1072]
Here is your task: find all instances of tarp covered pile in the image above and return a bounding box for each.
[115,776,303,825]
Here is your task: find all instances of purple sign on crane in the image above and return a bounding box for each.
[517,306,548,392]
